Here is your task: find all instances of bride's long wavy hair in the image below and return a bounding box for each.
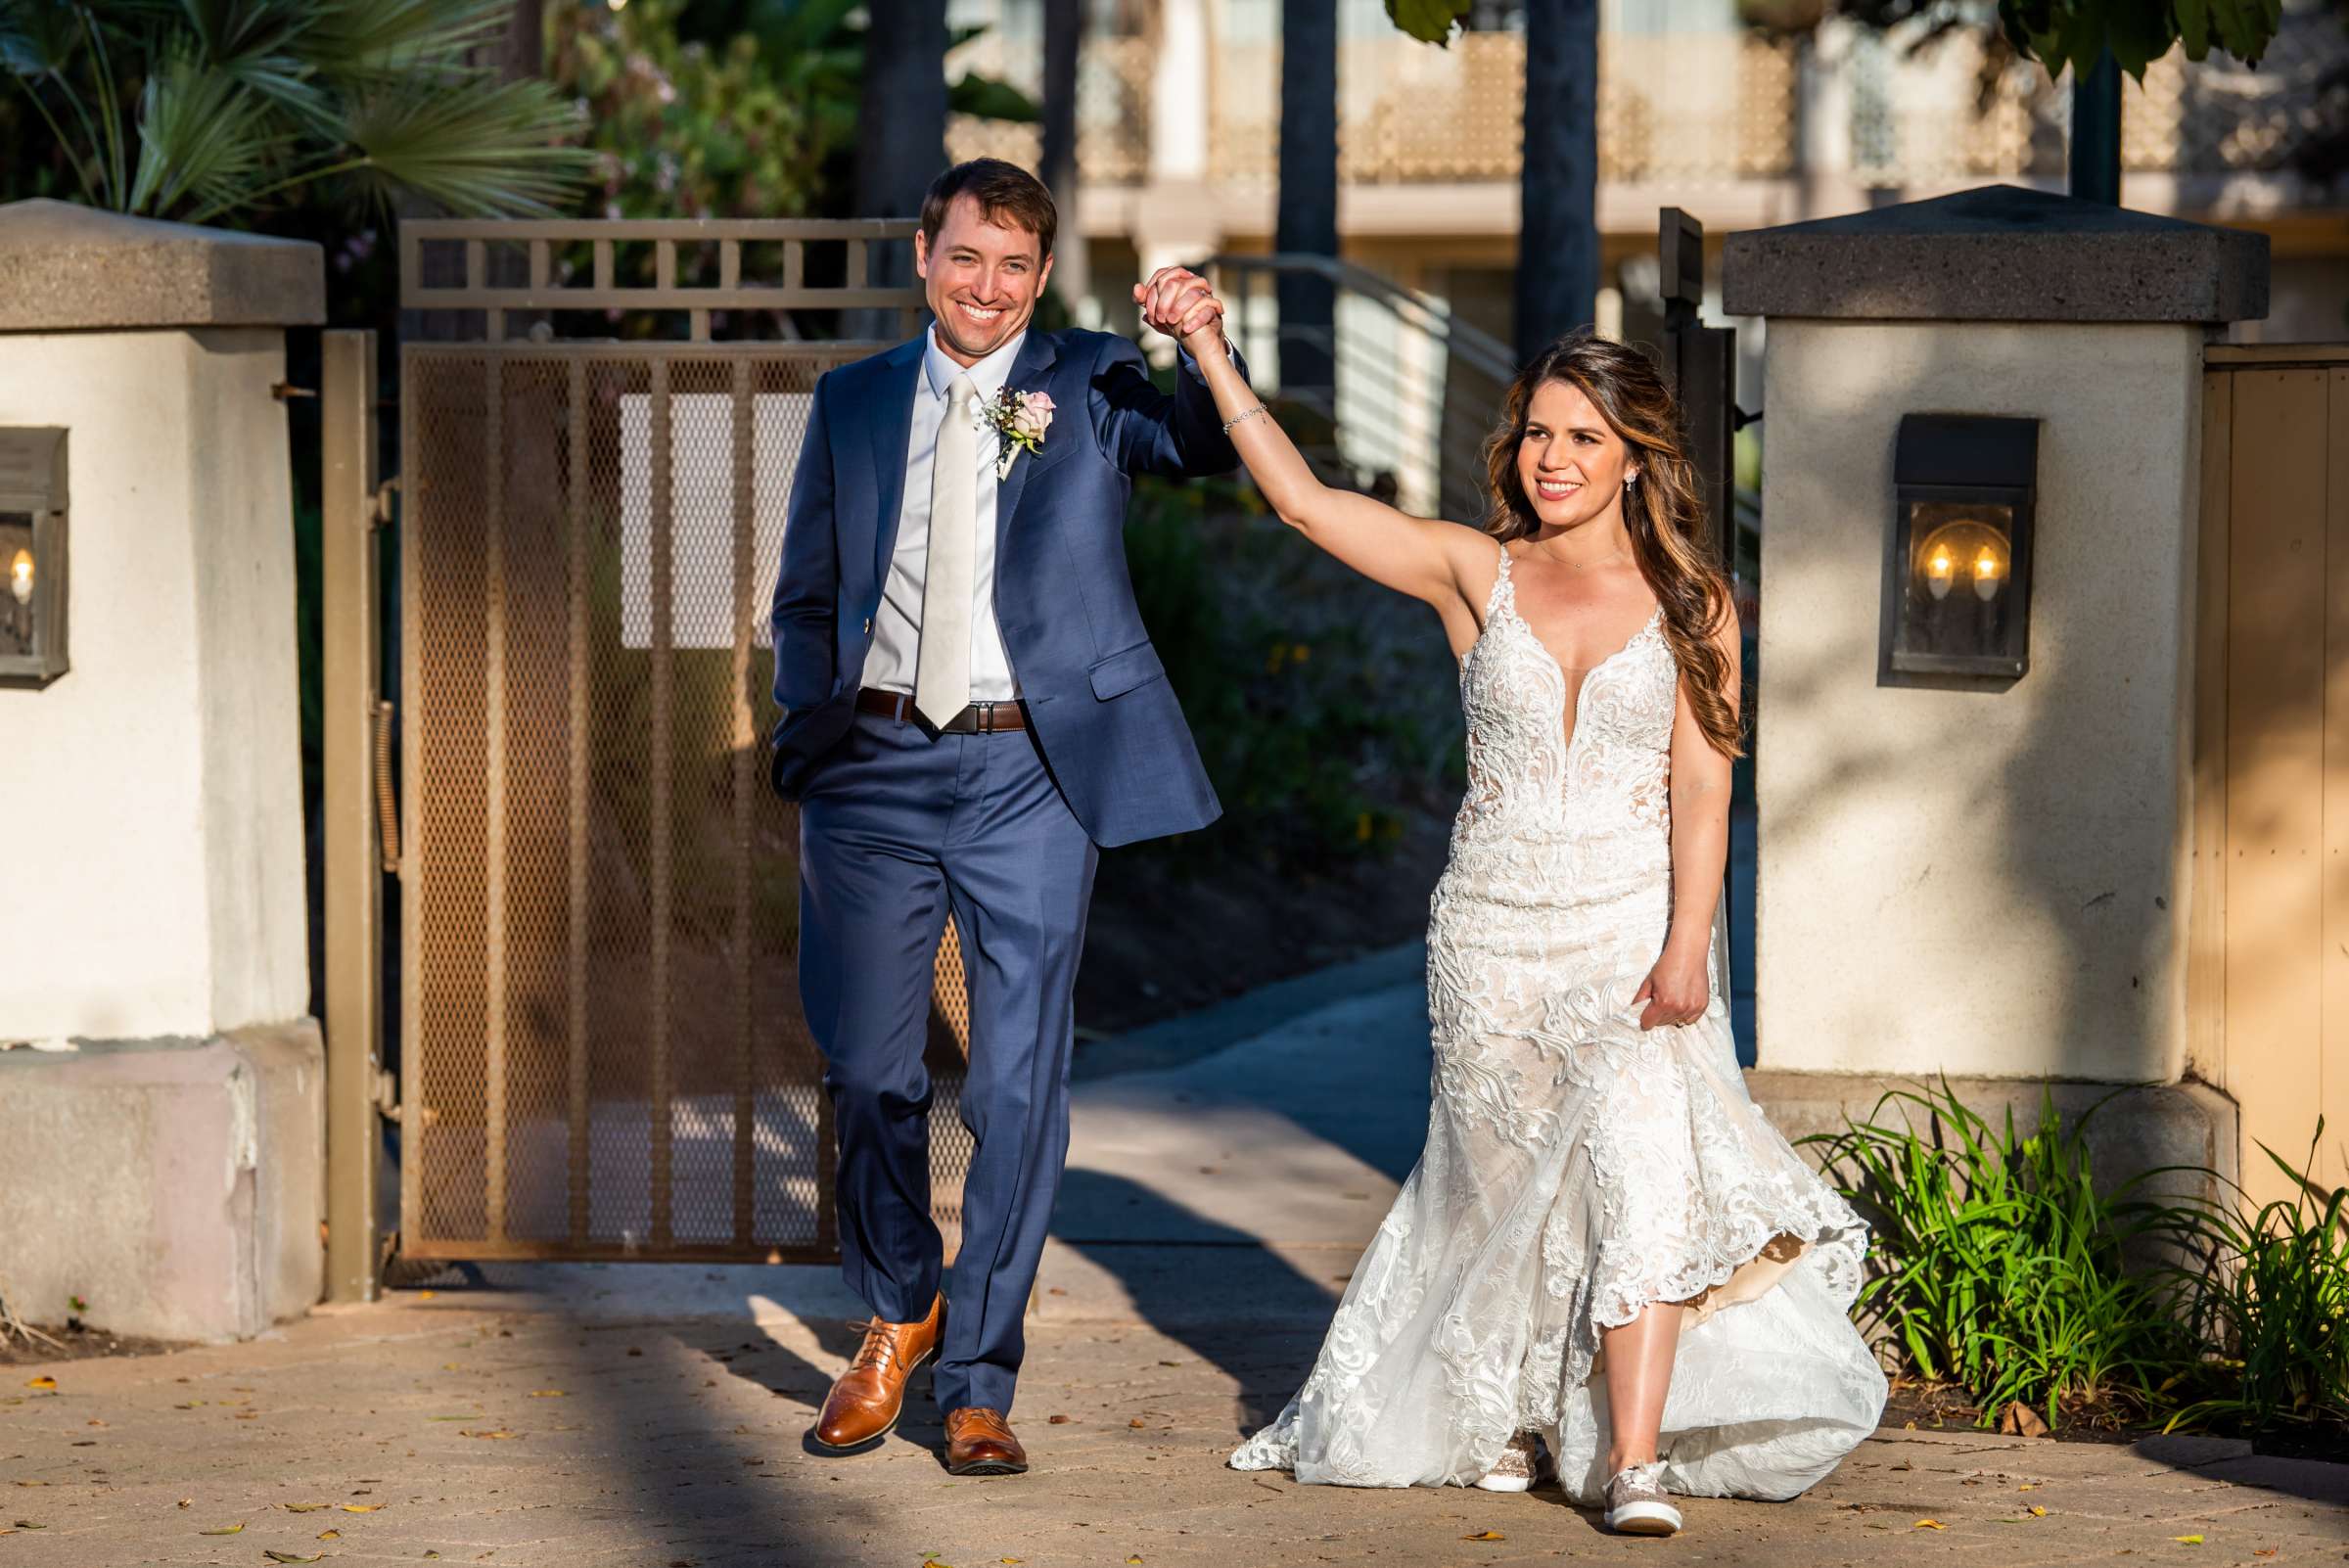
[1480,333,1744,760]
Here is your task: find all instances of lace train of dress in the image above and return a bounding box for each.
[1229,543,1887,1505]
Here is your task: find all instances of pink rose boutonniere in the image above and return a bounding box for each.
[982,388,1055,480]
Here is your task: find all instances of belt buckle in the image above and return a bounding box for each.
[973,700,995,733]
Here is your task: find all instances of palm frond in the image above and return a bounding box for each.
[304,0,513,78]
[172,0,318,65]
[128,47,286,216]
[0,1,87,78]
[338,76,593,218]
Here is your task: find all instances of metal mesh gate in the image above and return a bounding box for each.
[396,221,975,1263]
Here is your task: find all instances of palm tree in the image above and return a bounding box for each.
[847,0,946,337]
[1278,0,1339,395]
[1038,0,1087,312]
[1515,0,1598,363]
[0,0,591,225]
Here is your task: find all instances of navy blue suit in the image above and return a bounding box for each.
[768,327,1236,1414]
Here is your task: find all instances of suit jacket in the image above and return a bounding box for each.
[767,326,1238,849]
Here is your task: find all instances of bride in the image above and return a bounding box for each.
[1135,268,1888,1537]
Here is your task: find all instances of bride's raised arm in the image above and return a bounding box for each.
[1136,267,1492,618]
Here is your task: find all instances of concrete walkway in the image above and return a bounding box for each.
[5,948,2344,1567]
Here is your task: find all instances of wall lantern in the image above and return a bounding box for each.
[1879,413,2039,686]
[0,428,69,688]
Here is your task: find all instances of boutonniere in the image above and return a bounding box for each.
[980,387,1055,480]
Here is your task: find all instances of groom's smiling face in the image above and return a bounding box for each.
[917,194,1053,367]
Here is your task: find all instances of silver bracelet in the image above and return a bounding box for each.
[1222,403,1267,435]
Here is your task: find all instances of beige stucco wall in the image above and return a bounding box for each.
[1755,319,2203,1084]
[0,328,307,1040]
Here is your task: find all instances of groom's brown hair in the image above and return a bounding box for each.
[919,159,1058,261]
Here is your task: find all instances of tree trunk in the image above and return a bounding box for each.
[1516,0,1600,364]
[1039,0,1089,314]
[1277,0,1339,396]
[494,0,545,83]
[852,0,950,341]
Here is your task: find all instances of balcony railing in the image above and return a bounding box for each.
[944,5,2349,195]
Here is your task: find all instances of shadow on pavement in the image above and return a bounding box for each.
[1053,1166,1345,1436]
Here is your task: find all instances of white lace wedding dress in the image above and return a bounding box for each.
[1230,542,1887,1505]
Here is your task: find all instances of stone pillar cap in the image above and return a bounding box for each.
[0,199,325,332]
[1722,184,2268,325]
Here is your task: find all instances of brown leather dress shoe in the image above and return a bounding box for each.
[810,1294,944,1453]
[944,1407,1029,1476]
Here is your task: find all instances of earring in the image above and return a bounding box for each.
[1626,471,1639,486]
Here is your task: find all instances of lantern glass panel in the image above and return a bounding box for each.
[0,513,33,659]
[1896,499,2018,668]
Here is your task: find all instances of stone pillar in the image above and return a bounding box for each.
[0,200,326,1342]
[1722,185,2265,1178]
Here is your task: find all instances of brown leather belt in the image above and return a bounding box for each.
[854,687,1031,733]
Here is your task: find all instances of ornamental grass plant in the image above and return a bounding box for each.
[1801,1079,2188,1433]
[1807,1082,2349,1452]
[2146,1125,2349,1446]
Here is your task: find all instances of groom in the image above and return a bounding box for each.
[768,158,1240,1475]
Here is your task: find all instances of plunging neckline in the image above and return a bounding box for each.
[1516,599,1664,757]
[1462,591,1665,761]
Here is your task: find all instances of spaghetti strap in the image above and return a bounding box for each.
[1481,539,1514,623]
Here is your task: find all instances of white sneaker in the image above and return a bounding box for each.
[1472,1430,1547,1493]
[1602,1460,1682,1536]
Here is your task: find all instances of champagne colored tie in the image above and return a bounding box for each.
[915,374,978,729]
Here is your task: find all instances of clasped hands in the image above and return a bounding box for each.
[1133,265,1228,358]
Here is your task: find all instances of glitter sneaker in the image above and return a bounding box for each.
[1472,1430,1549,1493]
[1602,1460,1682,1536]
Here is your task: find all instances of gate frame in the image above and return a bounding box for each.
[323,327,390,1302]
[331,218,977,1271]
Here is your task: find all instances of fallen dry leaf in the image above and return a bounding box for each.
[340,1502,384,1512]
[1462,1531,1506,1542]
[459,1429,518,1440]
[264,1551,327,1563]
[2255,1549,2278,1557]
[2000,1402,2050,1438]
[1127,1418,1145,1429]
[2029,1505,2049,1517]
[1914,1519,1947,1531]
[10,1522,45,1530]
[1046,1414,1070,1424]
[529,1390,565,1399]
[198,1521,247,1535]
[177,1499,192,1508]
[284,1502,332,1512]
[318,1529,343,1541]
[23,1379,54,1392]
[13,1480,47,1488]
[2174,1536,2204,1545]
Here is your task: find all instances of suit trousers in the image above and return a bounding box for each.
[795,707,1098,1415]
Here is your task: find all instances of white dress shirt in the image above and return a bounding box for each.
[866,326,1027,702]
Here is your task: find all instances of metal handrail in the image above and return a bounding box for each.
[1201,253,1514,519]
[1205,251,1520,383]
